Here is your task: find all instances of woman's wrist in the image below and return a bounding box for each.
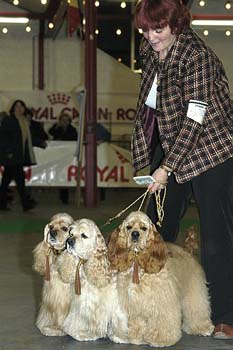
[160,164,173,177]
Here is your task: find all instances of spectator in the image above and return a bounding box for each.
[48,112,77,141]
[0,100,37,211]
[48,112,78,204]
[25,108,48,149]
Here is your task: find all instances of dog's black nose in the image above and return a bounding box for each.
[67,237,75,247]
[131,231,140,241]
[49,229,57,239]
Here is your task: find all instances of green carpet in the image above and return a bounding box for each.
[0,217,199,235]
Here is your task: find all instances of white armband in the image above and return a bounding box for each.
[187,99,208,125]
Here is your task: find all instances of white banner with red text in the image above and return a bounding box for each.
[0,142,148,188]
[0,91,137,136]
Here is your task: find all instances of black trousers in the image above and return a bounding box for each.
[147,144,233,325]
[0,164,29,209]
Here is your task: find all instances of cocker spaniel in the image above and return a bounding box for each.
[33,212,74,336]
[108,211,214,347]
[57,218,128,342]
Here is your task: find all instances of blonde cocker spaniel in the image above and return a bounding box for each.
[33,212,74,336]
[57,218,128,342]
[108,211,214,347]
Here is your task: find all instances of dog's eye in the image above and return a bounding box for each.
[141,226,147,231]
[126,225,132,230]
[62,226,68,232]
[81,233,88,239]
[49,224,53,230]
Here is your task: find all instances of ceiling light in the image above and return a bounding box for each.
[13,0,19,5]
[225,30,231,36]
[203,29,208,36]
[0,17,29,24]
[118,58,122,62]
[121,2,126,8]
[138,28,143,34]
[95,29,99,34]
[192,20,233,26]
[225,1,232,10]
[95,1,100,6]
[40,0,47,4]
[2,27,8,34]
[26,25,31,32]
[48,22,54,29]
[116,29,122,35]
[199,0,205,6]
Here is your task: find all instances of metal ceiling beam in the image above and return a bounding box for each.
[43,0,62,20]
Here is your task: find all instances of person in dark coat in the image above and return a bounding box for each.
[0,100,37,211]
[48,112,78,204]
[26,108,48,149]
[48,112,77,141]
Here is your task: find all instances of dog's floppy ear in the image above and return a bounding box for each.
[95,224,108,255]
[33,241,49,275]
[144,223,168,274]
[108,226,130,272]
[56,251,77,284]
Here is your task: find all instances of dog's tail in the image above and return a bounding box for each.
[183,225,199,255]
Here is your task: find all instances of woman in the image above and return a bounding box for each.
[48,112,78,204]
[0,100,37,211]
[132,0,233,338]
[48,112,77,141]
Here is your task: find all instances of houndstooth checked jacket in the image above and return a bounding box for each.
[131,27,233,183]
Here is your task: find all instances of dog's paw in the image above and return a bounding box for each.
[183,321,214,336]
[110,335,130,344]
[41,326,66,336]
[144,328,181,347]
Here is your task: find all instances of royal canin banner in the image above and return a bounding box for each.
[0,91,137,135]
[0,142,147,188]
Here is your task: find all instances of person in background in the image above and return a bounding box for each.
[48,111,77,141]
[48,112,78,204]
[25,108,48,149]
[0,100,37,211]
[132,0,233,338]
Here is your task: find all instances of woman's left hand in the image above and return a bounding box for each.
[148,167,168,193]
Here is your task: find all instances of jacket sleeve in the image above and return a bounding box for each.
[163,50,216,172]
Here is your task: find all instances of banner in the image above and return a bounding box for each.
[0,142,148,188]
[0,91,137,135]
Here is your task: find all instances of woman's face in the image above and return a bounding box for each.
[14,102,25,116]
[143,25,176,52]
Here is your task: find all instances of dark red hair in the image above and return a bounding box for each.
[135,0,191,34]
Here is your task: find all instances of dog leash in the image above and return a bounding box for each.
[101,187,167,229]
[101,189,149,228]
[154,187,167,227]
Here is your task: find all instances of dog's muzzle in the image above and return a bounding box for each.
[49,229,57,240]
[131,231,140,242]
[67,236,75,248]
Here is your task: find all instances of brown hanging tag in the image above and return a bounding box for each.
[75,263,82,295]
[44,254,50,281]
[132,260,140,284]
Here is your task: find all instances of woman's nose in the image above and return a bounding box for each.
[148,30,155,40]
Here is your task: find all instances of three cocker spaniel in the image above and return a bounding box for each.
[33,211,213,347]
